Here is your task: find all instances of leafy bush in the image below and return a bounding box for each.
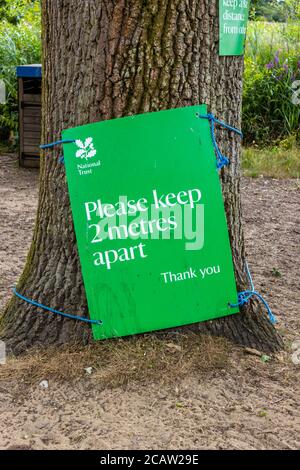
[0,6,299,150]
[0,1,41,142]
[243,22,300,145]
[250,0,300,22]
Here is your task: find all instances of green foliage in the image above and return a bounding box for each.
[243,21,300,145]
[241,140,300,178]
[250,0,300,22]
[0,1,298,155]
[0,0,39,24]
[0,0,41,141]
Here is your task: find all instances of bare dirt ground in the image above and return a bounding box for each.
[0,153,299,450]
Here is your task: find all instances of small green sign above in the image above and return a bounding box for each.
[62,105,239,340]
[219,0,250,56]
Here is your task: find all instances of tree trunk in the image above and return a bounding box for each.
[0,0,283,354]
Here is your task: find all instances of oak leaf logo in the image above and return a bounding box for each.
[75,137,97,160]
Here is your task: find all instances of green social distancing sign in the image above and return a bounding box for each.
[219,0,250,56]
[62,105,239,340]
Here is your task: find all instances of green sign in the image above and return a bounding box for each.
[219,0,249,56]
[62,105,239,340]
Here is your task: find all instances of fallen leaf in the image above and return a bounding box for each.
[244,347,263,357]
[166,342,182,352]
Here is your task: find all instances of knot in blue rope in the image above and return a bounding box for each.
[204,113,215,122]
[230,263,277,324]
[198,112,243,170]
[236,290,252,306]
[217,155,230,170]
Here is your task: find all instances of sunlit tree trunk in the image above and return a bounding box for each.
[1,0,283,354]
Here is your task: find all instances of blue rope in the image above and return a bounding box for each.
[230,263,277,324]
[36,125,275,328]
[198,113,243,170]
[40,139,75,149]
[40,139,74,164]
[13,287,102,325]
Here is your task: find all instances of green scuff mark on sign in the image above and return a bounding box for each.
[62,105,239,340]
[219,0,250,56]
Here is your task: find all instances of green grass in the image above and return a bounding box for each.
[241,143,300,178]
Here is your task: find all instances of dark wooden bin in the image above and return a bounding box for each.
[16,64,42,168]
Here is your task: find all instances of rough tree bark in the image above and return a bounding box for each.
[1,0,283,354]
